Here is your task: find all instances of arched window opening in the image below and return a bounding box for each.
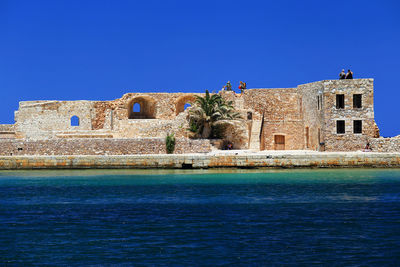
[175,95,196,115]
[133,103,141,112]
[128,97,156,119]
[71,116,80,127]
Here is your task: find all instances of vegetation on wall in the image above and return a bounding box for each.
[165,133,176,154]
[188,90,241,139]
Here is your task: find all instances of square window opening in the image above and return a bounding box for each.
[353,94,362,108]
[336,94,344,109]
[354,120,362,134]
[337,120,345,134]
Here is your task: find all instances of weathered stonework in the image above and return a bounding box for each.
[370,137,400,152]
[0,138,211,156]
[0,78,398,155]
[1,152,400,170]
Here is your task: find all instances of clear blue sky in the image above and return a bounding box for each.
[1,0,399,136]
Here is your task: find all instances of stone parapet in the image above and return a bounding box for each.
[0,124,15,132]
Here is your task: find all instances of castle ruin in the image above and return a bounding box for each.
[1,78,399,156]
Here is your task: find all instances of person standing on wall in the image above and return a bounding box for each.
[239,81,247,94]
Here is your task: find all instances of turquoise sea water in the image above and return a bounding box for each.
[1,169,400,265]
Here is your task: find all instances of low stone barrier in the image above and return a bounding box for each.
[0,138,211,156]
[370,137,400,152]
[0,152,399,169]
[0,124,15,132]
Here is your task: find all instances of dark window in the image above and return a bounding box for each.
[354,120,362,134]
[337,120,345,134]
[71,116,79,126]
[317,96,320,110]
[353,94,362,108]
[247,112,253,120]
[336,94,344,109]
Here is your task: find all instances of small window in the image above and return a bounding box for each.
[317,96,320,110]
[71,116,79,126]
[336,94,344,109]
[353,94,362,108]
[305,127,310,148]
[184,103,191,110]
[337,120,345,134]
[247,112,253,120]
[354,120,362,134]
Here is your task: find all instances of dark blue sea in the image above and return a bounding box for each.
[1,169,400,266]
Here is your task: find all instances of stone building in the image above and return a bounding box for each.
[0,78,397,155]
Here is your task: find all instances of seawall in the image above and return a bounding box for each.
[0,151,399,169]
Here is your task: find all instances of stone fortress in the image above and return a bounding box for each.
[0,78,399,156]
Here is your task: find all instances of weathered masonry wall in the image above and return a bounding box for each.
[15,101,95,139]
[298,81,324,151]
[321,79,379,151]
[1,152,400,169]
[0,138,211,156]
[0,124,15,139]
[370,137,400,152]
[7,78,393,153]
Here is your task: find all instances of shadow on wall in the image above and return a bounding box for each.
[128,96,156,119]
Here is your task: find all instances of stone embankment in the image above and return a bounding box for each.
[0,138,211,156]
[0,151,399,169]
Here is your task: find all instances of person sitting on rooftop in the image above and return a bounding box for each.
[345,69,353,79]
[339,69,346,79]
[223,81,232,91]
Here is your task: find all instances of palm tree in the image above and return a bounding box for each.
[188,90,241,138]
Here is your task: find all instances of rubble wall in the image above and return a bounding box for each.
[320,79,378,151]
[370,137,400,152]
[0,138,211,156]
[15,100,95,139]
[298,81,324,151]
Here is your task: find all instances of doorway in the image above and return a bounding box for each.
[274,135,285,150]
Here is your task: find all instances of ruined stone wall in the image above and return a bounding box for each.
[321,79,378,151]
[9,79,384,152]
[112,92,202,121]
[0,138,211,156]
[262,121,304,150]
[298,81,324,151]
[0,124,15,139]
[13,93,201,140]
[370,137,400,152]
[0,124,15,132]
[242,88,301,121]
[240,88,303,150]
[15,100,95,139]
